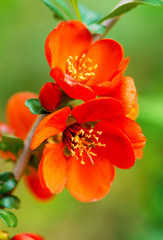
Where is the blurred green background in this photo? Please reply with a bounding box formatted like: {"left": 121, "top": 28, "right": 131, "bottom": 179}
{"left": 0, "top": 0, "right": 163, "bottom": 239}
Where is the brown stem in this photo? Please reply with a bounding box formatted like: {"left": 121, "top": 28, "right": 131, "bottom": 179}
{"left": 93, "top": 16, "right": 121, "bottom": 41}
{"left": 13, "top": 115, "right": 45, "bottom": 181}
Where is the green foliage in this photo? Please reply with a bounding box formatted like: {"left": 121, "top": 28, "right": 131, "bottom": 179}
{"left": 69, "top": 0, "right": 78, "bottom": 10}
{"left": 41, "top": 0, "right": 103, "bottom": 34}
{"left": 0, "top": 172, "right": 17, "bottom": 195}
{"left": 41, "top": 0, "right": 75, "bottom": 20}
{"left": 87, "top": 23, "right": 106, "bottom": 34}
{"left": 0, "top": 135, "right": 24, "bottom": 156}
{"left": 0, "top": 209, "right": 18, "bottom": 228}
{"left": 0, "top": 196, "right": 20, "bottom": 210}
{"left": 100, "top": 0, "right": 163, "bottom": 22}
{"left": 25, "top": 98, "right": 48, "bottom": 115}
{"left": 79, "top": 4, "right": 101, "bottom": 25}
{"left": 69, "top": 0, "right": 81, "bottom": 20}
{"left": 42, "top": 0, "right": 68, "bottom": 20}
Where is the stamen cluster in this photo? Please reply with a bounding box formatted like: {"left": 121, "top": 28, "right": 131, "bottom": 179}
{"left": 66, "top": 54, "right": 98, "bottom": 83}
{"left": 64, "top": 124, "right": 105, "bottom": 165}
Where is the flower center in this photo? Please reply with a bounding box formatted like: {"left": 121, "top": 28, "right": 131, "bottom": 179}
{"left": 64, "top": 124, "right": 105, "bottom": 165}
{"left": 66, "top": 54, "right": 98, "bottom": 83}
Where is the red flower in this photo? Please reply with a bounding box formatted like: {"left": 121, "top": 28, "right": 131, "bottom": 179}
{"left": 45, "top": 20, "right": 130, "bottom": 103}
{"left": 11, "top": 233, "right": 44, "bottom": 240}
{"left": 31, "top": 97, "right": 146, "bottom": 202}
{"left": 2, "top": 92, "right": 53, "bottom": 201}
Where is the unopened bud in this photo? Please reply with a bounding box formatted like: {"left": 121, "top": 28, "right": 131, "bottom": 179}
{"left": 39, "top": 82, "right": 62, "bottom": 112}
{"left": 0, "top": 231, "right": 9, "bottom": 240}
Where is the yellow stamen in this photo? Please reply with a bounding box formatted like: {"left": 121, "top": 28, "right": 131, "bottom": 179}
{"left": 68, "top": 127, "right": 105, "bottom": 165}
{"left": 66, "top": 55, "right": 98, "bottom": 83}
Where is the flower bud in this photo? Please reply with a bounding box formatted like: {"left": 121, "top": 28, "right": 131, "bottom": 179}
{"left": 0, "top": 230, "right": 9, "bottom": 240}
{"left": 11, "top": 233, "right": 44, "bottom": 240}
{"left": 39, "top": 82, "right": 62, "bottom": 112}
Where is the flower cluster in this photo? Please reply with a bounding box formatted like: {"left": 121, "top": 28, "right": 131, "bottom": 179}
{"left": 1, "top": 20, "right": 146, "bottom": 203}
{"left": 30, "top": 20, "right": 145, "bottom": 202}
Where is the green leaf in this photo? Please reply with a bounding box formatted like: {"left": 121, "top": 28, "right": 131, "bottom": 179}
{"left": 0, "top": 209, "right": 17, "bottom": 228}
{"left": 25, "top": 98, "right": 48, "bottom": 115}
{"left": 100, "top": 0, "right": 163, "bottom": 22}
{"left": 0, "top": 135, "right": 24, "bottom": 155}
{"left": 79, "top": 3, "right": 101, "bottom": 25}
{"left": 0, "top": 172, "right": 17, "bottom": 195}
{"left": 0, "top": 196, "right": 20, "bottom": 210}
{"left": 42, "top": 0, "right": 68, "bottom": 20}
{"left": 41, "top": 0, "right": 75, "bottom": 20}
{"left": 54, "top": 0, "right": 75, "bottom": 19}
{"left": 87, "top": 23, "right": 106, "bottom": 35}
{"left": 69, "top": 0, "right": 81, "bottom": 20}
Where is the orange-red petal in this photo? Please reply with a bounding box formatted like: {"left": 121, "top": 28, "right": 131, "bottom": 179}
{"left": 109, "top": 76, "right": 137, "bottom": 115}
{"left": 71, "top": 97, "right": 122, "bottom": 124}
{"left": 24, "top": 167, "right": 53, "bottom": 201}
{"left": 67, "top": 150, "right": 115, "bottom": 202}
{"left": 38, "top": 143, "right": 67, "bottom": 194}
{"left": 50, "top": 68, "right": 96, "bottom": 101}
{"left": 6, "top": 92, "right": 37, "bottom": 140}
{"left": 108, "top": 116, "right": 146, "bottom": 150}
{"left": 127, "top": 96, "right": 139, "bottom": 120}
{"left": 85, "top": 39, "right": 124, "bottom": 86}
{"left": 134, "top": 148, "right": 143, "bottom": 159}
{"left": 91, "top": 57, "right": 130, "bottom": 96}
{"left": 94, "top": 120, "right": 135, "bottom": 169}
{"left": 45, "top": 20, "right": 92, "bottom": 70}
{"left": 31, "top": 107, "right": 71, "bottom": 150}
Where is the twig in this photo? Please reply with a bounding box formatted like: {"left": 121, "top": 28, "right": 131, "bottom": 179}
{"left": 93, "top": 0, "right": 133, "bottom": 41}
{"left": 93, "top": 16, "right": 120, "bottom": 41}
{"left": 13, "top": 115, "right": 45, "bottom": 181}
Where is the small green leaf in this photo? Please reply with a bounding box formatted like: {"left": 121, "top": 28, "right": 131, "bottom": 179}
{"left": 42, "top": 0, "right": 75, "bottom": 20}
{"left": 25, "top": 98, "right": 48, "bottom": 115}
{"left": 0, "top": 209, "right": 18, "bottom": 228}
{"left": 0, "top": 172, "right": 17, "bottom": 195}
{"left": 87, "top": 23, "right": 106, "bottom": 35}
{"left": 0, "top": 135, "right": 24, "bottom": 155}
{"left": 41, "top": 0, "right": 68, "bottom": 20}
{"left": 79, "top": 3, "right": 101, "bottom": 25}
{"left": 100, "top": 0, "right": 163, "bottom": 22}
{"left": 0, "top": 196, "right": 20, "bottom": 210}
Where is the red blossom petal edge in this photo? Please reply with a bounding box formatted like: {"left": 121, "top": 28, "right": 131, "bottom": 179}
{"left": 11, "top": 233, "right": 44, "bottom": 240}
{"left": 50, "top": 68, "right": 96, "bottom": 101}
{"left": 71, "top": 97, "right": 122, "bottom": 124}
